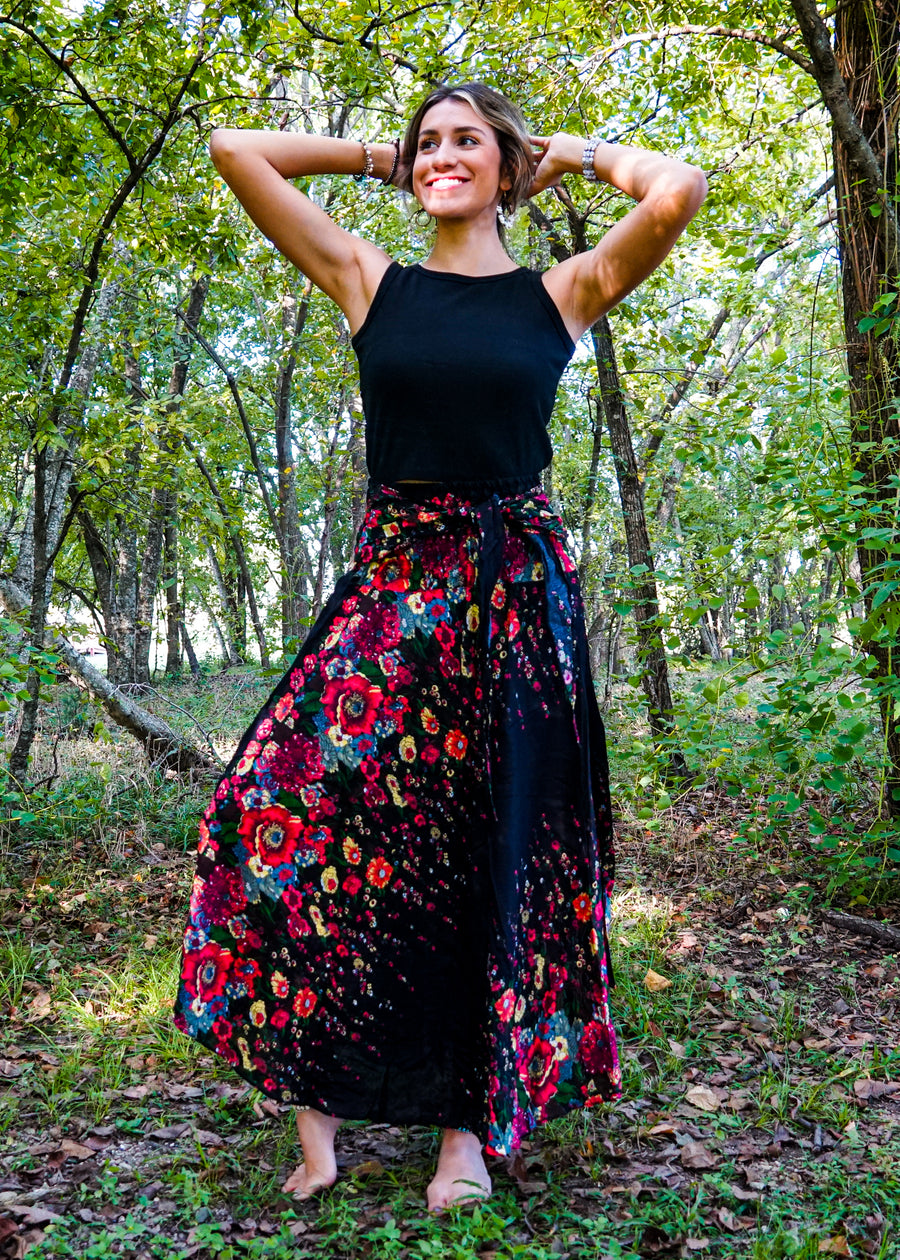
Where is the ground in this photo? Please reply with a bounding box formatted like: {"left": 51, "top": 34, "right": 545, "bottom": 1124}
{"left": 1, "top": 790, "right": 898, "bottom": 1260}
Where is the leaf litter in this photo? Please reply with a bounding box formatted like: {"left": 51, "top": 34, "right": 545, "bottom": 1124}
{"left": 1, "top": 809, "right": 899, "bottom": 1258}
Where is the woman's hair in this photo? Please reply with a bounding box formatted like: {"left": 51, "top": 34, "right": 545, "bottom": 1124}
{"left": 396, "top": 82, "right": 533, "bottom": 217}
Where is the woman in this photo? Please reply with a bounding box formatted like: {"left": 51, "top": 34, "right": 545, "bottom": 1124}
{"left": 175, "top": 82, "right": 706, "bottom": 1211}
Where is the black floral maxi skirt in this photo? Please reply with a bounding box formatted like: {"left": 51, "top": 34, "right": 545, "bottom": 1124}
{"left": 174, "top": 482, "right": 620, "bottom": 1156}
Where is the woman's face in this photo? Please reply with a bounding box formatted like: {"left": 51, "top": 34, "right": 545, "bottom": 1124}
{"left": 412, "top": 98, "right": 511, "bottom": 223}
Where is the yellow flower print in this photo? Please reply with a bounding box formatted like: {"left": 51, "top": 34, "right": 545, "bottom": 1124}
{"left": 385, "top": 774, "right": 404, "bottom": 807}
{"left": 466, "top": 605, "right": 479, "bottom": 631}
{"left": 343, "top": 837, "right": 361, "bottom": 864}
{"left": 249, "top": 1000, "right": 267, "bottom": 1027}
{"left": 309, "top": 905, "right": 328, "bottom": 937}
{"left": 321, "top": 866, "right": 339, "bottom": 894}
{"left": 399, "top": 735, "right": 417, "bottom": 762}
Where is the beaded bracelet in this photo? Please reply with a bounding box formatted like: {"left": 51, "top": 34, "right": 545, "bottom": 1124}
{"left": 354, "top": 140, "right": 375, "bottom": 183}
{"left": 381, "top": 138, "right": 400, "bottom": 187}
{"left": 582, "top": 134, "right": 602, "bottom": 182}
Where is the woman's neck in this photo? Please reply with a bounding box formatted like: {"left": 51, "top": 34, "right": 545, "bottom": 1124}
{"left": 423, "top": 215, "right": 517, "bottom": 276}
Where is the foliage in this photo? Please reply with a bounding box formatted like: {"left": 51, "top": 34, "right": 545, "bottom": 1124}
{"left": 1, "top": 0, "right": 898, "bottom": 890}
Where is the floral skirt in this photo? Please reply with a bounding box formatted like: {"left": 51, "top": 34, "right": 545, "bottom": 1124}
{"left": 174, "top": 482, "right": 620, "bottom": 1156}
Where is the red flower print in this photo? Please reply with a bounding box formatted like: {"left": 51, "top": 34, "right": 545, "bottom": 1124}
{"left": 270, "top": 1008, "right": 290, "bottom": 1030}
{"left": 265, "top": 734, "right": 324, "bottom": 794}
{"left": 282, "top": 886, "right": 304, "bottom": 913}
{"left": 272, "top": 692, "right": 294, "bottom": 722}
{"left": 421, "top": 708, "right": 440, "bottom": 734}
{"left": 237, "top": 805, "right": 303, "bottom": 867}
{"left": 366, "top": 857, "right": 393, "bottom": 889}
{"left": 444, "top": 730, "right": 468, "bottom": 760}
{"left": 573, "top": 891, "right": 592, "bottom": 923}
{"left": 342, "top": 837, "right": 361, "bottom": 864}
{"left": 434, "top": 623, "right": 455, "bottom": 650}
{"left": 293, "top": 987, "right": 317, "bottom": 1018}
{"left": 349, "top": 602, "right": 402, "bottom": 653}
{"left": 579, "top": 1021, "right": 614, "bottom": 1076}
{"left": 321, "top": 673, "right": 384, "bottom": 737}
{"left": 271, "top": 971, "right": 289, "bottom": 998}
{"left": 181, "top": 941, "right": 233, "bottom": 1001}
{"left": 439, "top": 653, "right": 460, "bottom": 678}
{"left": 420, "top": 744, "right": 440, "bottom": 765}
{"left": 196, "top": 867, "right": 246, "bottom": 926}
{"left": 494, "top": 988, "right": 516, "bottom": 1023}
{"left": 363, "top": 782, "right": 388, "bottom": 808}
{"left": 525, "top": 1035, "right": 561, "bottom": 1107}
{"left": 372, "top": 553, "right": 412, "bottom": 592}
{"left": 342, "top": 874, "right": 362, "bottom": 895}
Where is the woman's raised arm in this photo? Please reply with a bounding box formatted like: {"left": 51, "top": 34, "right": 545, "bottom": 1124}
{"left": 530, "top": 134, "right": 707, "bottom": 342}
{"left": 209, "top": 130, "right": 396, "bottom": 332}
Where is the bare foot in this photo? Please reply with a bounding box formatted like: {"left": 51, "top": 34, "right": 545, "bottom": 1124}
{"left": 282, "top": 1108, "right": 343, "bottom": 1200}
{"left": 426, "top": 1128, "right": 492, "bottom": 1212}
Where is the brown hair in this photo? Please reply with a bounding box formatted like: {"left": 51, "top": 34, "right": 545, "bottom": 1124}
{"left": 396, "top": 82, "right": 533, "bottom": 217}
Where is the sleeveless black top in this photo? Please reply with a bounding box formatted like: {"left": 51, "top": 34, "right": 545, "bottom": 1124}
{"left": 352, "top": 262, "right": 575, "bottom": 492}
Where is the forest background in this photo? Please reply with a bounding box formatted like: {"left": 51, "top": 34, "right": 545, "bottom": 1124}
{"left": 1, "top": 1, "right": 899, "bottom": 1258}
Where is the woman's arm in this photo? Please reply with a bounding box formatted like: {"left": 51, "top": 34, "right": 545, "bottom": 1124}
{"left": 209, "top": 130, "right": 397, "bottom": 333}
{"left": 530, "top": 133, "right": 707, "bottom": 341}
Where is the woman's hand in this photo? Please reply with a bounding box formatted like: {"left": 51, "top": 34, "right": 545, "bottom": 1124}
{"left": 527, "top": 133, "right": 581, "bottom": 199}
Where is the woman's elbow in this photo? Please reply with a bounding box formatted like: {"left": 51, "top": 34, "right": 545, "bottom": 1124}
{"left": 209, "top": 127, "right": 240, "bottom": 172}
{"left": 684, "top": 166, "right": 708, "bottom": 216}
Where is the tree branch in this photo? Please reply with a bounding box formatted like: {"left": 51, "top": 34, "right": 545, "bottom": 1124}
{"left": 788, "top": 0, "right": 900, "bottom": 251}
{"left": 2, "top": 16, "right": 137, "bottom": 167}
{"left": 174, "top": 308, "right": 283, "bottom": 548}
{"left": 591, "top": 25, "right": 814, "bottom": 77}
{"left": 0, "top": 573, "right": 218, "bottom": 772}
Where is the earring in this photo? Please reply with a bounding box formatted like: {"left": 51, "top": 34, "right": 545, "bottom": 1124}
{"left": 414, "top": 207, "right": 433, "bottom": 227}
{"left": 497, "top": 201, "right": 515, "bottom": 230}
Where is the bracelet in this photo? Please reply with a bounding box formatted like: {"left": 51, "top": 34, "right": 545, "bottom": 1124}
{"left": 381, "top": 138, "right": 400, "bottom": 187}
{"left": 582, "top": 134, "right": 602, "bottom": 182}
{"left": 354, "top": 141, "right": 375, "bottom": 183}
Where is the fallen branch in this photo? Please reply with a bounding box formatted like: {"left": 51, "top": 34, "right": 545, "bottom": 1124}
{"left": 821, "top": 910, "right": 900, "bottom": 949}
{"left": 1, "top": 575, "right": 220, "bottom": 775}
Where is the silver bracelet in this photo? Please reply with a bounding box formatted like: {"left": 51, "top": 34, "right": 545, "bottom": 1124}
{"left": 354, "top": 141, "right": 375, "bottom": 183}
{"left": 582, "top": 134, "right": 602, "bottom": 182}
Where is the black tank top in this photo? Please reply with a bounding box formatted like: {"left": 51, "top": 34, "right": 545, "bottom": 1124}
{"left": 352, "top": 262, "right": 575, "bottom": 492}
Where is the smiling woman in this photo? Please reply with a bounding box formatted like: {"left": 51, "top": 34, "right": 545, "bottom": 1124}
{"left": 175, "top": 80, "right": 706, "bottom": 1212}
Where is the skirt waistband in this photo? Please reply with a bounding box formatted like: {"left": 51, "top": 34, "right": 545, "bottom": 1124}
{"left": 368, "top": 476, "right": 542, "bottom": 506}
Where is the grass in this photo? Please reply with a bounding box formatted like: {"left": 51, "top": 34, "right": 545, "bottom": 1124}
{"left": 2, "top": 670, "right": 899, "bottom": 1258}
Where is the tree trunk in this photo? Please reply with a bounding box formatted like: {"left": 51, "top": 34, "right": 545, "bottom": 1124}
{"left": 791, "top": 0, "right": 900, "bottom": 815}
{"left": 274, "top": 280, "right": 313, "bottom": 647}
{"left": 135, "top": 273, "right": 209, "bottom": 685}
{"left": 0, "top": 576, "right": 217, "bottom": 773}
{"left": 591, "top": 319, "right": 688, "bottom": 779}
{"left": 163, "top": 517, "right": 181, "bottom": 675}
{"left": 8, "top": 275, "right": 120, "bottom": 781}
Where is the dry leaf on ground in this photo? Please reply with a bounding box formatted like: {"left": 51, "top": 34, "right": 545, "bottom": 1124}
{"left": 853, "top": 1078, "right": 899, "bottom": 1101}
{"left": 644, "top": 968, "right": 672, "bottom": 992}
{"left": 685, "top": 1085, "right": 720, "bottom": 1112}
{"left": 681, "top": 1142, "right": 719, "bottom": 1169}
{"left": 818, "top": 1237, "right": 852, "bottom": 1256}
